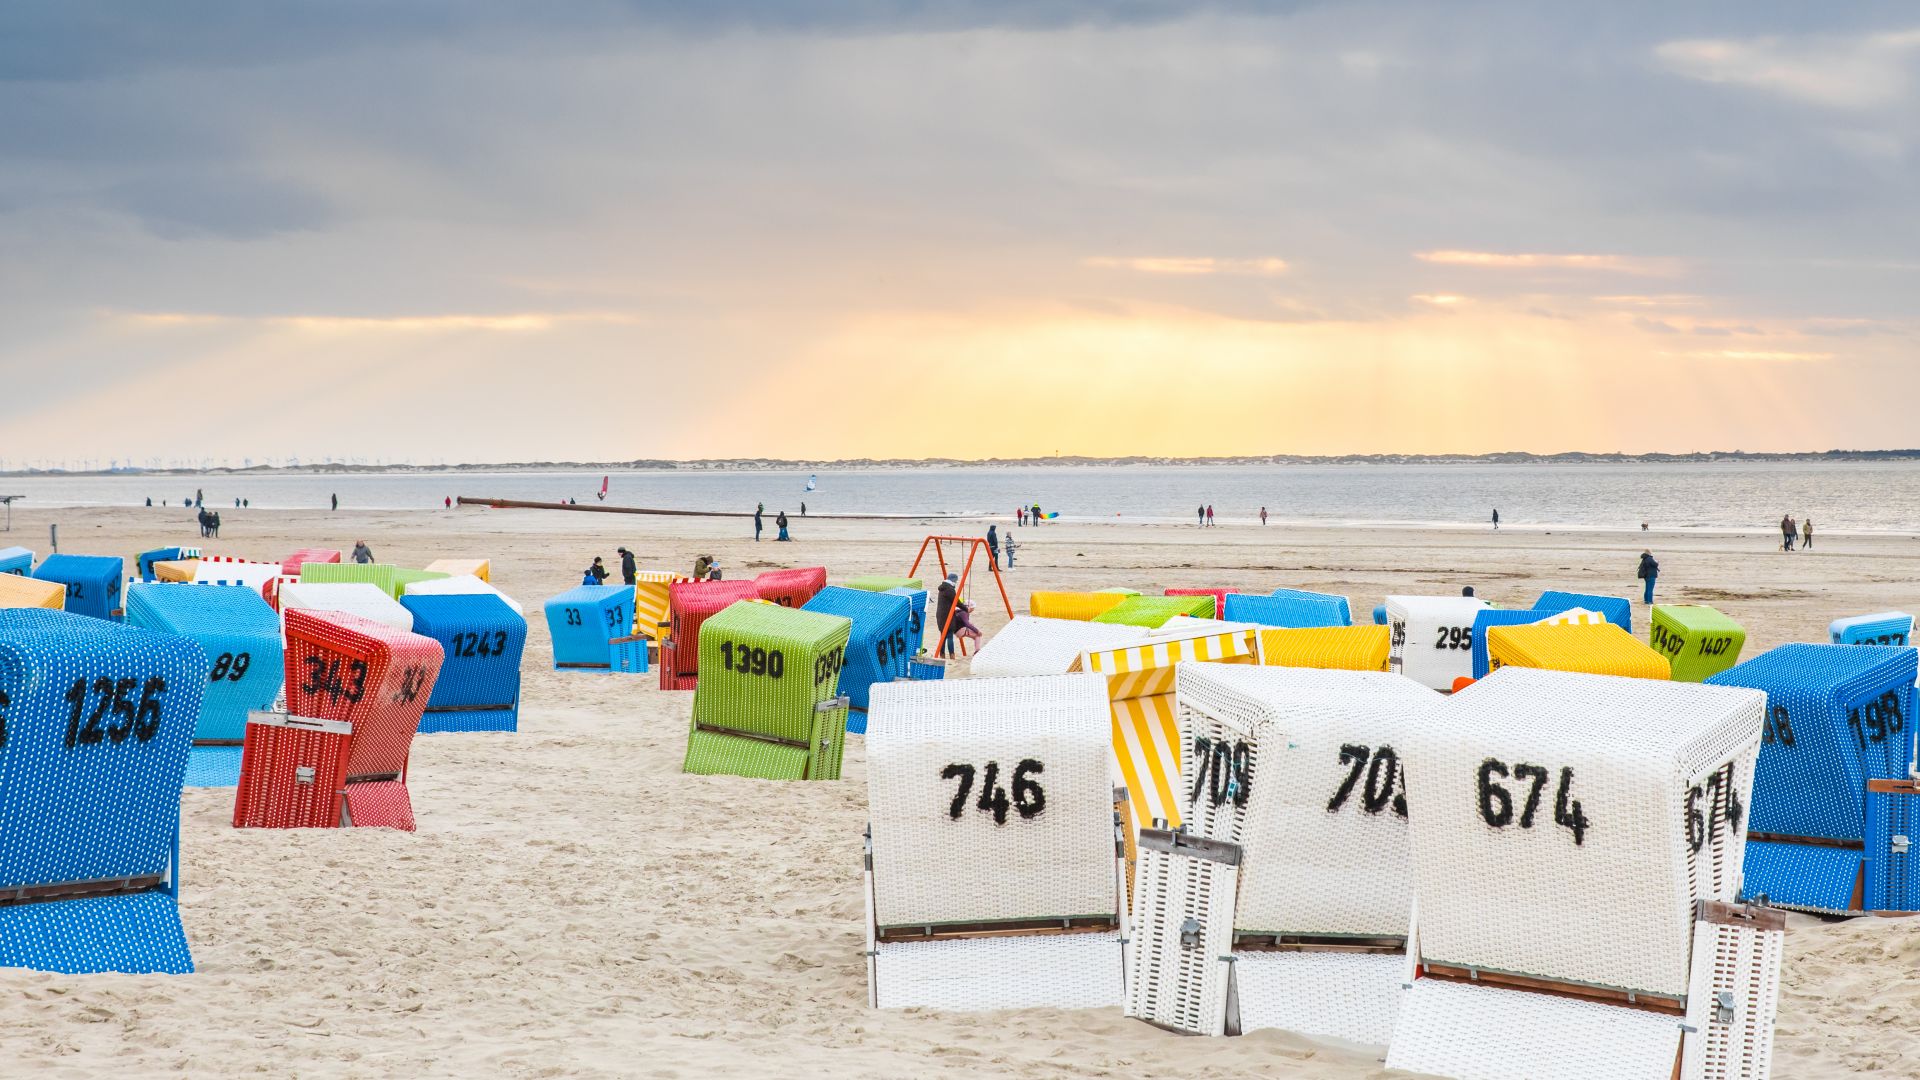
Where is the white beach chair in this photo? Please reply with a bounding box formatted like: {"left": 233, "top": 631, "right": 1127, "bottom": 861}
{"left": 1385, "top": 595, "right": 1489, "bottom": 691}
{"left": 864, "top": 673, "right": 1127, "bottom": 1011}
{"left": 275, "top": 581, "right": 415, "bottom": 633}
{"left": 967, "top": 616, "right": 1149, "bottom": 678}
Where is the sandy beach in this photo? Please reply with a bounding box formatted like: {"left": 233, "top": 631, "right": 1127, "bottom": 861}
{"left": 2, "top": 502, "right": 1916, "bottom": 1079}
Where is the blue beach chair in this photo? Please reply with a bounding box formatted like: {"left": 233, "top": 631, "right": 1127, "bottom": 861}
{"left": 802, "top": 585, "right": 912, "bottom": 732}
{"left": 1828, "top": 612, "right": 1913, "bottom": 647}
{"left": 1268, "top": 588, "right": 1353, "bottom": 626}
{"left": 1707, "top": 643, "right": 1920, "bottom": 912}
{"left": 885, "top": 586, "right": 927, "bottom": 672}
{"left": 1469, "top": 609, "right": 1552, "bottom": 679}
{"left": 0, "top": 545, "right": 34, "bottom": 576}
{"left": 0, "top": 609, "right": 205, "bottom": 973}
{"left": 1533, "top": 590, "right": 1633, "bottom": 633}
{"left": 33, "top": 554, "right": 125, "bottom": 621}
{"left": 543, "top": 584, "right": 632, "bottom": 671}
{"left": 136, "top": 547, "right": 185, "bottom": 583}
{"left": 125, "top": 584, "right": 284, "bottom": 787}
{"left": 401, "top": 593, "right": 527, "bottom": 732}
{"left": 1222, "top": 592, "right": 1347, "bottom": 629}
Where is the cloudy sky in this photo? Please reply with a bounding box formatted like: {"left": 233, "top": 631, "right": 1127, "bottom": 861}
{"left": 3, "top": 2, "right": 1916, "bottom": 465}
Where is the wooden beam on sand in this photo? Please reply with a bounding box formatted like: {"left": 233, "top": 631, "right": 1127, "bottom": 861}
{"left": 455, "top": 496, "right": 942, "bottom": 522}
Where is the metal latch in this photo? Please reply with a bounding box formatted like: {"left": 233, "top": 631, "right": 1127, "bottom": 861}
{"left": 1892, "top": 834, "right": 1911, "bottom": 855}
{"left": 1179, "top": 918, "right": 1202, "bottom": 949}
{"left": 1713, "top": 991, "right": 1736, "bottom": 1025}
{"left": 295, "top": 766, "right": 315, "bottom": 785}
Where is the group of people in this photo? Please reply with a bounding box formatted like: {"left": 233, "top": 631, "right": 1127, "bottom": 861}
{"left": 984, "top": 524, "right": 1014, "bottom": 569}
{"left": 753, "top": 504, "right": 793, "bottom": 542}
{"left": 195, "top": 507, "right": 223, "bottom": 538}
{"left": 1197, "top": 505, "right": 1216, "bottom": 526}
{"left": 583, "top": 546, "right": 649, "bottom": 585}
{"left": 1780, "top": 515, "right": 1813, "bottom": 551}
{"left": 934, "top": 572, "right": 984, "bottom": 658}
{"left": 1015, "top": 503, "right": 1045, "bottom": 525}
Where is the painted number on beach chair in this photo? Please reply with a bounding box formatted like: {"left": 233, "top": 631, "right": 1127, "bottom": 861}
{"left": 1845, "top": 690, "right": 1905, "bottom": 750}
{"left": 66, "top": 582, "right": 85, "bottom": 600}
{"left": 1685, "top": 764, "right": 1745, "bottom": 854}
{"left": 564, "top": 608, "right": 583, "bottom": 626}
{"left": 605, "top": 606, "right": 626, "bottom": 632}
{"left": 718, "top": 640, "right": 786, "bottom": 679}
{"left": 62, "top": 676, "right": 167, "bottom": 748}
{"left": 300, "top": 656, "right": 368, "bottom": 704}
{"left": 874, "top": 629, "right": 910, "bottom": 666}
{"left": 451, "top": 631, "right": 508, "bottom": 658}
{"left": 812, "top": 645, "right": 845, "bottom": 685}
{"left": 209, "top": 652, "right": 252, "bottom": 682}
{"left": 1433, "top": 626, "right": 1473, "bottom": 651}
{"left": 1326, "top": 743, "right": 1407, "bottom": 818}
{"left": 1696, "top": 635, "right": 1736, "bottom": 657}
{"left": 1651, "top": 624, "right": 1684, "bottom": 658}
{"left": 1189, "top": 736, "right": 1252, "bottom": 809}
{"left": 1761, "top": 705, "right": 1795, "bottom": 747}
{"left": 1477, "top": 759, "right": 1589, "bottom": 845}
{"left": 392, "top": 665, "right": 431, "bottom": 705}
{"left": 940, "top": 760, "right": 1045, "bottom": 825}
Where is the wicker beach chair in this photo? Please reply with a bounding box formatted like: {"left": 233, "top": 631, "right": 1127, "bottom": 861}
{"left": 1268, "top": 588, "right": 1353, "bottom": 626}
{"left": 681, "top": 602, "right": 853, "bottom": 780}
{"left": 1386, "top": 667, "right": 1777, "bottom": 1080}
{"left": 424, "top": 558, "right": 490, "bottom": 583}
{"left": 1166, "top": 664, "right": 1443, "bottom": 1044}
{"left": 232, "top": 609, "right": 444, "bottom": 830}
{"left": 1028, "top": 591, "right": 1128, "bottom": 621}
{"left": 1384, "top": 595, "right": 1488, "bottom": 691}
{"left": 1827, "top": 611, "right": 1913, "bottom": 646}
{"left": 1706, "top": 643, "right": 1919, "bottom": 913}
{"left": 864, "top": 673, "right": 1126, "bottom": 1010}
{"left": 1222, "top": 592, "right": 1348, "bottom": 629}
{"left": 191, "top": 559, "right": 284, "bottom": 590}
{"left": 390, "top": 568, "right": 450, "bottom": 596}
{"left": 1485, "top": 622, "right": 1673, "bottom": 681}
{"left": 400, "top": 594, "right": 527, "bottom": 733}
{"left": 280, "top": 548, "right": 341, "bottom": 576}
{"left": 1650, "top": 606, "right": 1746, "bottom": 683}
{"left": 125, "top": 584, "right": 285, "bottom": 788}
{"left": 1125, "top": 828, "right": 1242, "bottom": 1035}
{"left": 802, "top": 586, "right": 913, "bottom": 731}
{"left": 153, "top": 560, "right": 200, "bottom": 583}
{"left": 543, "top": 584, "right": 635, "bottom": 672}
{"left": 1534, "top": 590, "right": 1634, "bottom": 633}
{"left": 629, "top": 570, "right": 682, "bottom": 640}
{"left": 753, "top": 566, "right": 828, "bottom": 609}
{"left": 1468, "top": 609, "right": 1549, "bottom": 679}
{"left": 136, "top": 547, "right": 185, "bottom": 582}
{"left": 968, "top": 616, "right": 1150, "bottom": 678}
{"left": 885, "top": 586, "right": 928, "bottom": 670}
{"left": 842, "top": 575, "right": 923, "bottom": 593}
{"left": 1256, "top": 625, "right": 1391, "bottom": 671}
{"left": 402, "top": 573, "right": 524, "bottom": 615}
{"left": 0, "top": 572, "right": 65, "bottom": 610}
{"left": 1092, "top": 594, "right": 1215, "bottom": 628}
{"left": 0, "top": 610, "right": 205, "bottom": 974}
{"left": 33, "top": 554, "right": 124, "bottom": 621}
{"left": 0, "top": 545, "right": 33, "bottom": 576}
{"left": 660, "top": 580, "right": 758, "bottom": 689}
{"left": 300, "top": 561, "right": 402, "bottom": 597}
{"left": 278, "top": 582, "right": 415, "bottom": 633}
{"left": 1166, "top": 588, "right": 1233, "bottom": 621}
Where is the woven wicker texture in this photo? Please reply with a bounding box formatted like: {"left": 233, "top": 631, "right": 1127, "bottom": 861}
{"left": 1705, "top": 643, "right": 1917, "bottom": 911}
{"left": 0, "top": 572, "right": 66, "bottom": 610}
{"left": 1222, "top": 592, "right": 1347, "bottom": 629}
{"left": 843, "top": 575, "right": 923, "bottom": 593}
{"left": 872, "top": 932, "right": 1124, "bottom": 1010}
{"left": 135, "top": 547, "right": 184, "bottom": 582}
{"left": 1080, "top": 628, "right": 1260, "bottom": 831}
{"left": 1176, "top": 663, "right": 1441, "bottom": 941}
{"left": 1534, "top": 590, "right": 1635, "bottom": 632}
{"left": 1385, "top": 595, "right": 1488, "bottom": 690}
{"left": 1469, "top": 609, "right": 1550, "bottom": 679}
{"left": 625, "top": 571, "right": 680, "bottom": 639}
{"left": 1739, "top": 841, "right": 1859, "bottom": 914}
{"left": 1866, "top": 785, "right": 1918, "bottom": 912}
{"left": 1486, "top": 622, "right": 1673, "bottom": 681}
{"left": 1092, "top": 594, "right": 1215, "bottom": 627}
{"left": 885, "top": 587, "right": 927, "bottom": 656}
{"left": 1407, "top": 667, "right": 1764, "bottom": 997}
{"left": 33, "top": 554, "right": 124, "bottom": 621}
{"left": 1386, "top": 979, "right": 1683, "bottom": 1080}
{"left": 152, "top": 560, "right": 200, "bottom": 583}
{"left": 424, "top": 558, "right": 490, "bottom": 583}
{"left": 1256, "top": 626, "right": 1391, "bottom": 672}
{"left": 1268, "top": 588, "right": 1354, "bottom": 625}
{"left": 231, "top": 712, "right": 354, "bottom": 829}
{"left": 1539, "top": 607, "right": 1609, "bottom": 626}
{"left": 1650, "top": 606, "right": 1746, "bottom": 683}
{"left": 1096, "top": 588, "right": 1141, "bottom": 596}
{"left": 753, "top": 566, "right": 828, "bottom": 609}
{"left": 969, "top": 617, "right": 1149, "bottom": 678}
{"left": 866, "top": 674, "right": 1115, "bottom": 926}
{"left": 279, "top": 548, "right": 341, "bottom": 575}
{"left": 399, "top": 593, "right": 527, "bottom": 734}
{"left": 183, "top": 744, "right": 243, "bottom": 788}
{"left": 0, "top": 609, "right": 205, "bottom": 974}
{"left": 665, "top": 580, "right": 759, "bottom": 683}
{"left": 1125, "top": 830, "right": 1241, "bottom": 1036}
{"left": 278, "top": 582, "right": 415, "bottom": 632}
{"left": 125, "top": 583, "right": 285, "bottom": 743}
{"left": 1233, "top": 951, "right": 1404, "bottom": 1047}
{"left": 390, "top": 568, "right": 451, "bottom": 596}
{"left": 681, "top": 602, "right": 852, "bottom": 780}
{"left": 299, "top": 561, "right": 400, "bottom": 597}
{"left": 403, "top": 574, "right": 524, "bottom": 615}
{"left": 1682, "top": 912, "right": 1785, "bottom": 1080}
{"left": 543, "top": 584, "right": 635, "bottom": 668}
{"left": 191, "top": 560, "right": 283, "bottom": 590}
{"left": 801, "top": 586, "right": 913, "bottom": 720}
{"left": 0, "top": 545, "right": 34, "bottom": 576}
{"left": 1827, "top": 611, "right": 1913, "bottom": 646}
{"left": 1028, "top": 591, "right": 1127, "bottom": 621}
{"left": 1166, "top": 588, "right": 1232, "bottom": 620}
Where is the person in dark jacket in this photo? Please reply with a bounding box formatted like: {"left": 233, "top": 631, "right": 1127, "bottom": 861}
{"left": 986, "top": 525, "right": 1000, "bottom": 569}
{"left": 586, "top": 556, "right": 609, "bottom": 584}
{"left": 351, "top": 541, "right": 375, "bottom": 564}
{"left": 935, "top": 573, "right": 960, "bottom": 657}
{"left": 776, "top": 511, "right": 791, "bottom": 541}
{"left": 754, "top": 503, "right": 764, "bottom": 542}
{"left": 693, "top": 554, "right": 714, "bottom": 581}
{"left": 1637, "top": 551, "right": 1659, "bottom": 605}
{"left": 617, "top": 547, "right": 637, "bottom": 585}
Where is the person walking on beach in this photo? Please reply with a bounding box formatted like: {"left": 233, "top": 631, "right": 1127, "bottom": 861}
{"left": 331, "top": 493, "right": 339, "bottom": 512}
{"left": 776, "top": 511, "right": 791, "bottom": 541}
{"left": 693, "top": 554, "right": 714, "bottom": 581}
{"left": 616, "top": 547, "right": 637, "bottom": 586}
{"left": 754, "top": 503, "right": 764, "bottom": 542}
{"left": 1637, "top": 550, "right": 1659, "bottom": 605}
{"left": 1802, "top": 517, "right": 1814, "bottom": 549}
{"left": 1032, "top": 502, "right": 1043, "bottom": 524}
{"left": 210, "top": 511, "right": 221, "bottom": 539}
{"left": 1197, "top": 505, "right": 1205, "bottom": 526}
{"left": 1492, "top": 508, "right": 1500, "bottom": 530}
{"left": 1206, "top": 504, "right": 1215, "bottom": 527}
{"left": 986, "top": 524, "right": 1000, "bottom": 569}
{"left": 800, "top": 501, "right": 806, "bottom": 517}
{"left": 1259, "top": 506, "right": 1268, "bottom": 526}
{"left": 1780, "top": 514, "right": 1795, "bottom": 552}
{"left": 351, "top": 540, "right": 375, "bottom": 564}
{"left": 444, "top": 496, "right": 451, "bottom": 509}
{"left": 936, "top": 573, "right": 960, "bottom": 658}
{"left": 1016, "top": 506, "right": 1025, "bottom": 527}
{"left": 1002, "top": 529, "right": 1016, "bottom": 568}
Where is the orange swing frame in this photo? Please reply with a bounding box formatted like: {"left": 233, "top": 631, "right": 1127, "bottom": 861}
{"left": 907, "top": 536, "right": 1014, "bottom": 658}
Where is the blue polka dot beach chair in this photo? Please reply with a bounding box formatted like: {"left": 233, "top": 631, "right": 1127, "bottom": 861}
{"left": 0, "top": 609, "right": 206, "bottom": 974}
{"left": 863, "top": 673, "right": 1127, "bottom": 1010}
{"left": 801, "top": 586, "right": 913, "bottom": 734}
{"left": 399, "top": 593, "right": 527, "bottom": 733}
{"left": 33, "top": 553, "right": 124, "bottom": 621}
{"left": 125, "top": 583, "right": 285, "bottom": 788}
{"left": 1385, "top": 667, "right": 1783, "bottom": 1080}
{"left": 1707, "top": 643, "right": 1919, "bottom": 913}
{"left": 680, "top": 601, "right": 853, "bottom": 780}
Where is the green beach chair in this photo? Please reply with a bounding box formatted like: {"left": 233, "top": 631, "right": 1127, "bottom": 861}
{"left": 1648, "top": 604, "right": 1746, "bottom": 682}
{"left": 682, "top": 602, "right": 854, "bottom": 781}
{"left": 1091, "top": 594, "right": 1214, "bottom": 627}
{"left": 300, "top": 561, "right": 400, "bottom": 598}
{"left": 842, "top": 575, "right": 923, "bottom": 593}
{"left": 390, "top": 567, "right": 451, "bottom": 597}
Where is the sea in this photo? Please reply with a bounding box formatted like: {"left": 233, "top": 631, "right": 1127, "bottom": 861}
{"left": 4, "top": 462, "right": 1918, "bottom": 535}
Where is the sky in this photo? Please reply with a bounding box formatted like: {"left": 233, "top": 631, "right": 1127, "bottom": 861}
{"left": 2, "top": 1, "right": 1917, "bottom": 466}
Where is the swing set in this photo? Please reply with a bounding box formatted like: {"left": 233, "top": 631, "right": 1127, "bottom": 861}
{"left": 906, "top": 535, "right": 1013, "bottom": 658}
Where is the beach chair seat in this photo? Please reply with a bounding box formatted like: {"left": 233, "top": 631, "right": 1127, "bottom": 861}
{"left": 1385, "top": 667, "right": 1775, "bottom": 1080}
{"left": 280, "top": 548, "right": 342, "bottom": 575}
{"left": 1486, "top": 621, "right": 1672, "bottom": 680}
{"left": 1385, "top": 595, "right": 1488, "bottom": 691}
{"left": 1535, "top": 590, "right": 1634, "bottom": 632}
{"left": 0, "top": 610, "right": 205, "bottom": 974}
{"left": 1028, "top": 590, "right": 1128, "bottom": 621}
{"left": 629, "top": 571, "right": 682, "bottom": 639}
{"left": 1706, "top": 643, "right": 1919, "bottom": 912}
{"left": 32, "top": 553, "right": 124, "bottom": 620}
{"left": 842, "top": 575, "right": 922, "bottom": 593}
{"left": 865, "top": 673, "right": 1125, "bottom": 1010}
{"left": 1222, "top": 592, "right": 1347, "bottom": 629}
{"left": 1256, "top": 625, "right": 1391, "bottom": 671}
{"left": 125, "top": 583, "right": 285, "bottom": 787}
{"left": 753, "top": 566, "right": 827, "bottom": 609}
{"left": 1650, "top": 605, "right": 1745, "bottom": 683}
{"left": 400, "top": 593, "right": 527, "bottom": 733}
{"left": 1092, "top": 594, "right": 1214, "bottom": 627}
{"left": 543, "top": 584, "right": 635, "bottom": 672}
{"left": 0, "top": 545, "right": 34, "bottom": 576}
{"left": 0, "top": 571, "right": 66, "bottom": 610}
{"left": 801, "top": 586, "right": 913, "bottom": 731}
{"left": 1165, "top": 587, "right": 1232, "bottom": 621}
{"left": 278, "top": 582, "right": 414, "bottom": 632}
{"left": 402, "top": 573, "right": 524, "bottom": 615}
{"left": 233, "top": 609, "right": 444, "bottom": 830}
{"left": 1268, "top": 588, "right": 1353, "bottom": 625}
{"left": 153, "top": 559, "right": 200, "bottom": 583}
{"left": 968, "top": 616, "right": 1150, "bottom": 678}
{"left": 1828, "top": 611, "right": 1913, "bottom": 647}
{"left": 424, "top": 558, "right": 490, "bottom": 583}
{"left": 681, "top": 602, "right": 853, "bottom": 780}
{"left": 660, "top": 580, "right": 758, "bottom": 689}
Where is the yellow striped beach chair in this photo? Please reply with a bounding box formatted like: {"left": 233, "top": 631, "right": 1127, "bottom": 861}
{"left": 631, "top": 571, "right": 686, "bottom": 639}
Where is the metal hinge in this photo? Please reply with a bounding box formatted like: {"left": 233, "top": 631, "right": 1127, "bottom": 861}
{"left": 294, "top": 765, "right": 315, "bottom": 785}
{"left": 1892, "top": 834, "right": 1911, "bottom": 855}
{"left": 1713, "top": 991, "right": 1736, "bottom": 1025}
